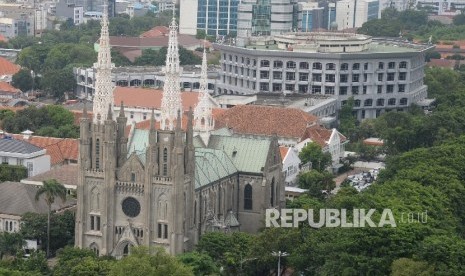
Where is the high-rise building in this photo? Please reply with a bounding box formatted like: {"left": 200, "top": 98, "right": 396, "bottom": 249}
{"left": 335, "top": 0, "right": 379, "bottom": 30}
{"left": 236, "top": 0, "right": 301, "bottom": 46}
{"left": 180, "top": 0, "right": 239, "bottom": 36}
{"left": 301, "top": 2, "right": 324, "bottom": 32}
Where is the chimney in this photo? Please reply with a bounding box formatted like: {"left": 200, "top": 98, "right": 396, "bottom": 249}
{"left": 21, "top": 129, "right": 34, "bottom": 140}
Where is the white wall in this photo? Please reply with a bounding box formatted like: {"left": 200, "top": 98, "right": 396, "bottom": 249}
{"left": 179, "top": 0, "right": 198, "bottom": 35}
{"left": 282, "top": 148, "right": 301, "bottom": 186}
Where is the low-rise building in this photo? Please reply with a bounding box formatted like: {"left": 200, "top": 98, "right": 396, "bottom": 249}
{"left": 280, "top": 146, "right": 301, "bottom": 186}
{"left": 0, "top": 134, "right": 50, "bottom": 177}
{"left": 0, "top": 181, "right": 76, "bottom": 233}
{"left": 74, "top": 65, "right": 219, "bottom": 99}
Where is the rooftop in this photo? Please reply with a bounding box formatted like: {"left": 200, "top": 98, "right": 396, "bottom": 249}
{"left": 0, "top": 56, "right": 20, "bottom": 76}
{"left": 22, "top": 164, "right": 79, "bottom": 187}
{"left": 214, "top": 105, "right": 319, "bottom": 140}
{"left": 0, "top": 181, "right": 76, "bottom": 216}
{"left": 0, "top": 137, "right": 44, "bottom": 154}
{"left": 11, "top": 134, "right": 78, "bottom": 165}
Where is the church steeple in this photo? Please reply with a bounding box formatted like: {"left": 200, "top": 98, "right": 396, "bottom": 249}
{"left": 92, "top": 0, "right": 114, "bottom": 123}
{"left": 160, "top": 14, "right": 182, "bottom": 131}
{"left": 194, "top": 48, "right": 213, "bottom": 134}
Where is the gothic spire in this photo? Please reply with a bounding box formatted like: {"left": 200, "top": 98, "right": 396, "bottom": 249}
{"left": 194, "top": 47, "right": 213, "bottom": 132}
{"left": 92, "top": 0, "right": 114, "bottom": 123}
{"left": 160, "top": 13, "right": 182, "bottom": 131}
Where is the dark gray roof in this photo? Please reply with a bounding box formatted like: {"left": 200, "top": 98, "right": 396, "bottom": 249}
{"left": 0, "top": 138, "right": 44, "bottom": 154}
{"left": 0, "top": 181, "right": 76, "bottom": 216}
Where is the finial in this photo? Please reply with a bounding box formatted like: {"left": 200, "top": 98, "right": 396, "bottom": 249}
{"left": 107, "top": 104, "right": 113, "bottom": 120}
{"left": 176, "top": 109, "right": 181, "bottom": 130}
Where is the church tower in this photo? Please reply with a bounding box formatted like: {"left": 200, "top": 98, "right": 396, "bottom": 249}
{"left": 160, "top": 15, "right": 183, "bottom": 130}
{"left": 76, "top": 7, "right": 196, "bottom": 257}
{"left": 193, "top": 48, "right": 214, "bottom": 144}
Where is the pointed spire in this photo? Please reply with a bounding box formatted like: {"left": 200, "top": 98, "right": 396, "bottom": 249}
{"left": 92, "top": 0, "right": 115, "bottom": 123}
{"left": 160, "top": 12, "right": 182, "bottom": 130}
{"left": 107, "top": 103, "right": 113, "bottom": 120}
{"left": 119, "top": 101, "right": 125, "bottom": 117}
{"left": 82, "top": 99, "right": 88, "bottom": 119}
{"left": 149, "top": 108, "right": 155, "bottom": 130}
{"left": 194, "top": 46, "right": 213, "bottom": 133}
{"left": 176, "top": 109, "right": 182, "bottom": 130}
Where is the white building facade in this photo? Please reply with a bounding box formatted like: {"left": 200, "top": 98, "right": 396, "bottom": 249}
{"left": 214, "top": 33, "right": 434, "bottom": 119}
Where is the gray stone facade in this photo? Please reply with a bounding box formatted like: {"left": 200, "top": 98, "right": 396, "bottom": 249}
{"left": 75, "top": 109, "right": 284, "bottom": 257}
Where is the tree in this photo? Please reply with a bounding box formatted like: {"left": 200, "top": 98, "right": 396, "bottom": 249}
{"left": 298, "top": 142, "right": 332, "bottom": 172}
{"left": 177, "top": 251, "right": 219, "bottom": 276}
{"left": 391, "top": 258, "right": 434, "bottom": 276}
{"left": 338, "top": 97, "right": 357, "bottom": 139}
{"left": 34, "top": 179, "right": 67, "bottom": 258}
{"left": 11, "top": 69, "right": 33, "bottom": 92}
{"left": 0, "top": 164, "right": 28, "bottom": 182}
{"left": 0, "top": 232, "right": 25, "bottom": 259}
{"left": 108, "top": 247, "right": 193, "bottom": 276}
{"left": 41, "top": 69, "right": 75, "bottom": 99}
{"left": 453, "top": 13, "right": 465, "bottom": 25}
{"left": 298, "top": 170, "right": 336, "bottom": 199}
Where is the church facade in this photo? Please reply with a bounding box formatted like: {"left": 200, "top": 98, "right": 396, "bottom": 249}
{"left": 74, "top": 1, "right": 284, "bottom": 258}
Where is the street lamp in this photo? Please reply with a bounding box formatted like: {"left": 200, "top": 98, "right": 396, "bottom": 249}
{"left": 271, "top": 251, "right": 289, "bottom": 276}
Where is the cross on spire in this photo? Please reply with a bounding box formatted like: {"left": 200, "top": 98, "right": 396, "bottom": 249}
{"left": 92, "top": 0, "right": 115, "bottom": 123}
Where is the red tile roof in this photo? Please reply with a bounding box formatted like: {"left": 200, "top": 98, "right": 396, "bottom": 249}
{"left": 301, "top": 126, "right": 347, "bottom": 148}
{"left": 140, "top": 26, "right": 169, "bottom": 38}
{"left": 133, "top": 114, "right": 189, "bottom": 131}
{"left": 214, "top": 105, "right": 319, "bottom": 139}
{"left": 0, "top": 57, "right": 20, "bottom": 76}
{"left": 0, "top": 81, "right": 21, "bottom": 93}
{"left": 25, "top": 164, "right": 78, "bottom": 186}
{"left": 427, "top": 58, "right": 455, "bottom": 68}
{"left": 114, "top": 87, "right": 201, "bottom": 111}
{"left": 11, "top": 134, "right": 78, "bottom": 165}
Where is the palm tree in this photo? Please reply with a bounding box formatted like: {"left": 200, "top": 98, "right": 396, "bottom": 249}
{"left": 35, "top": 179, "right": 67, "bottom": 258}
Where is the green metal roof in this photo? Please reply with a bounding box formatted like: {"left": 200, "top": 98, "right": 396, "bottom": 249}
{"left": 210, "top": 127, "right": 233, "bottom": 136}
{"left": 195, "top": 148, "right": 237, "bottom": 189}
{"left": 128, "top": 129, "right": 150, "bottom": 164}
{"left": 207, "top": 135, "right": 271, "bottom": 174}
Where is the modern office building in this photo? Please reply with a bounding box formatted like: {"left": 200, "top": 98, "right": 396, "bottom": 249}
{"left": 236, "top": 0, "right": 301, "bottom": 46}
{"left": 416, "top": 0, "right": 465, "bottom": 15}
{"left": 301, "top": 2, "right": 324, "bottom": 32}
{"left": 179, "top": 0, "right": 239, "bottom": 36}
{"left": 214, "top": 32, "right": 434, "bottom": 119}
{"left": 335, "top": 0, "right": 379, "bottom": 30}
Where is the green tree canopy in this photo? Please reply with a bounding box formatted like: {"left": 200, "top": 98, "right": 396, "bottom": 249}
{"left": 108, "top": 247, "right": 193, "bottom": 276}
{"left": 298, "top": 142, "right": 332, "bottom": 172}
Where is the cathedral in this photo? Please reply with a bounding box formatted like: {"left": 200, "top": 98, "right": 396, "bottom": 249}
{"left": 74, "top": 1, "right": 284, "bottom": 258}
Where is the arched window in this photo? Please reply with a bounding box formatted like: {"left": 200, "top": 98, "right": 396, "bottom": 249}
{"left": 364, "top": 99, "right": 373, "bottom": 106}
{"left": 376, "top": 98, "right": 385, "bottom": 106}
{"left": 299, "top": 62, "right": 309, "bottom": 69}
{"left": 90, "top": 243, "right": 99, "bottom": 256}
{"left": 270, "top": 178, "right": 275, "bottom": 206}
{"left": 123, "top": 244, "right": 130, "bottom": 257}
{"left": 388, "top": 98, "right": 396, "bottom": 105}
{"left": 354, "top": 99, "right": 361, "bottom": 107}
{"left": 400, "top": 98, "right": 408, "bottom": 105}
{"left": 244, "top": 184, "right": 253, "bottom": 210}
{"left": 313, "top": 62, "right": 322, "bottom": 70}
{"left": 340, "top": 63, "right": 349, "bottom": 70}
